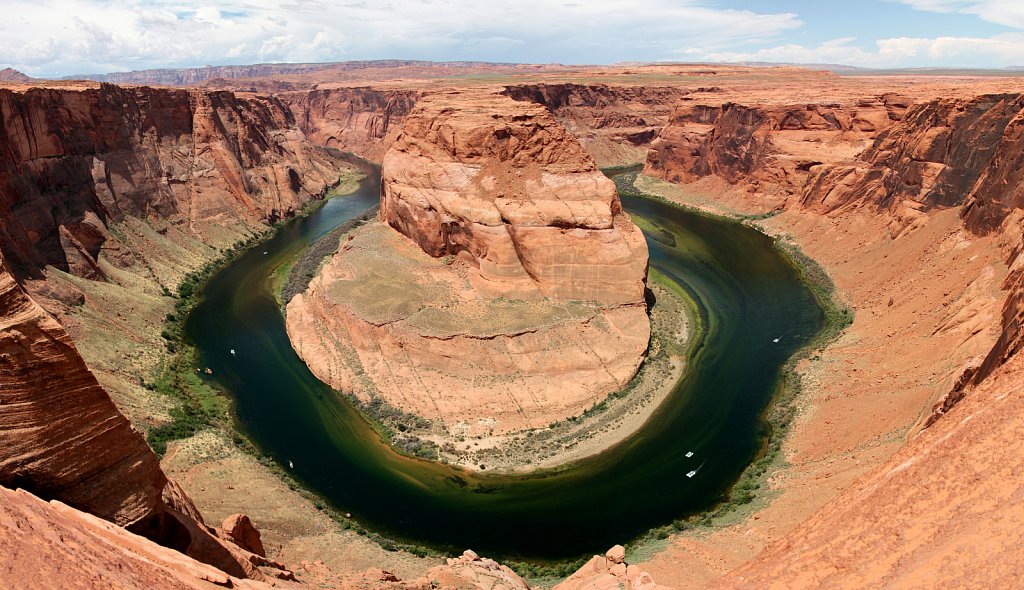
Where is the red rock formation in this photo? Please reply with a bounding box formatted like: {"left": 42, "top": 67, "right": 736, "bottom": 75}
{"left": 802, "top": 94, "right": 1024, "bottom": 217}
{"left": 288, "top": 91, "right": 650, "bottom": 435}
{"left": 0, "top": 250, "right": 165, "bottom": 527}
{"left": 640, "top": 88, "right": 1024, "bottom": 588}
{"left": 284, "top": 87, "right": 418, "bottom": 161}
{"left": 645, "top": 96, "right": 908, "bottom": 195}
{"left": 0, "top": 485, "right": 271, "bottom": 590}
{"left": 0, "top": 83, "right": 343, "bottom": 281}
{"left": 556, "top": 545, "right": 673, "bottom": 590}
{"left": 222, "top": 514, "right": 266, "bottom": 557}
{"left": 382, "top": 91, "right": 648, "bottom": 304}
{"left": 503, "top": 83, "right": 690, "bottom": 166}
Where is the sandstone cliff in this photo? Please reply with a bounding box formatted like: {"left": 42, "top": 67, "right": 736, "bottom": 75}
{"left": 503, "top": 83, "right": 690, "bottom": 167}
{"left": 644, "top": 96, "right": 909, "bottom": 196}
{"left": 381, "top": 91, "right": 648, "bottom": 304}
{"left": 288, "top": 91, "right": 650, "bottom": 436}
{"left": 284, "top": 87, "right": 418, "bottom": 161}
{"left": 638, "top": 89, "right": 1024, "bottom": 588}
{"left": 0, "top": 83, "right": 343, "bottom": 282}
{"left": 0, "top": 250, "right": 164, "bottom": 527}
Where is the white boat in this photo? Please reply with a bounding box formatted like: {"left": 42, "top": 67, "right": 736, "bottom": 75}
{"left": 686, "top": 470, "right": 697, "bottom": 478}
{"left": 230, "top": 349, "right": 236, "bottom": 356}
{"left": 289, "top": 460, "right": 294, "bottom": 469}
{"left": 262, "top": 251, "right": 268, "bottom": 255}
{"left": 685, "top": 451, "right": 694, "bottom": 458}
{"left": 772, "top": 337, "right": 780, "bottom": 343}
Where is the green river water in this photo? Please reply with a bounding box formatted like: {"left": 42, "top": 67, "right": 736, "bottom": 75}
{"left": 184, "top": 163, "right": 824, "bottom": 562}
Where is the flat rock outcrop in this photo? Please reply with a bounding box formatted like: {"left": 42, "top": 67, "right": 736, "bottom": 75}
{"left": 0, "top": 250, "right": 165, "bottom": 527}
{"left": 288, "top": 91, "right": 649, "bottom": 435}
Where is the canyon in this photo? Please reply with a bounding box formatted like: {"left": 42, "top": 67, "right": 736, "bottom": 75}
{"left": 2, "top": 62, "right": 1024, "bottom": 589}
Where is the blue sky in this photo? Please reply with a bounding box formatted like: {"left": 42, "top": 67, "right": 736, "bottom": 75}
{"left": 2, "top": 0, "right": 1023, "bottom": 77}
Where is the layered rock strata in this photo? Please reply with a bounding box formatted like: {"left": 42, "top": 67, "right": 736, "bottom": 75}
{"left": 503, "top": 83, "right": 690, "bottom": 167}
{"left": 288, "top": 92, "right": 650, "bottom": 435}
{"left": 0, "top": 251, "right": 164, "bottom": 527}
{"left": 381, "top": 91, "right": 648, "bottom": 304}
{"left": 284, "top": 87, "right": 418, "bottom": 161}
{"left": 0, "top": 84, "right": 344, "bottom": 282}
{"left": 644, "top": 96, "right": 910, "bottom": 196}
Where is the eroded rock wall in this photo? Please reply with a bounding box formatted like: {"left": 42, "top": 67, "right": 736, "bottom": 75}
{"left": 503, "top": 83, "right": 690, "bottom": 166}
{"left": 0, "top": 84, "right": 343, "bottom": 281}
{"left": 381, "top": 91, "right": 648, "bottom": 304}
{"left": 0, "top": 250, "right": 164, "bottom": 527}
{"left": 644, "top": 96, "right": 909, "bottom": 195}
{"left": 284, "top": 87, "right": 419, "bottom": 162}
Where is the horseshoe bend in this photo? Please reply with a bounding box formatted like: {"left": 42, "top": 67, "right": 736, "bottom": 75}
{"left": 286, "top": 91, "right": 653, "bottom": 452}
{"left": 4, "top": 29, "right": 1024, "bottom": 590}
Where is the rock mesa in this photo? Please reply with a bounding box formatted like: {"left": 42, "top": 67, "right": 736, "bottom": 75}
{"left": 288, "top": 91, "right": 650, "bottom": 435}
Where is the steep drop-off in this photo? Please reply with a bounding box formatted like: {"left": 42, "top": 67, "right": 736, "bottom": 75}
{"left": 0, "top": 250, "right": 164, "bottom": 527}
{"left": 284, "top": 87, "right": 418, "bottom": 162}
{"left": 287, "top": 91, "right": 650, "bottom": 436}
{"left": 0, "top": 83, "right": 344, "bottom": 283}
{"left": 0, "top": 82, "right": 356, "bottom": 584}
{"left": 502, "top": 83, "right": 690, "bottom": 167}
{"left": 636, "top": 90, "right": 1024, "bottom": 588}
{"left": 644, "top": 96, "right": 910, "bottom": 196}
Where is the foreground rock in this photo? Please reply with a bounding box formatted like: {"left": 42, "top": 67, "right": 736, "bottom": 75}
{"left": 556, "top": 545, "right": 673, "bottom": 590}
{"left": 288, "top": 91, "right": 649, "bottom": 436}
{"left": 0, "top": 486, "right": 271, "bottom": 590}
{"left": 0, "top": 250, "right": 164, "bottom": 527}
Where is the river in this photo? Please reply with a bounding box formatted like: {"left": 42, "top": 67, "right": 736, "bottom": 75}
{"left": 185, "top": 162, "right": 824, "bottom": 562}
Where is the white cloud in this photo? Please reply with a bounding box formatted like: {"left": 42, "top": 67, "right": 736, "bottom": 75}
{"left": 0, "top": 0, "right": 802, "bottom": 77}
{"left": 694, "top": 33, "right": 1024, "bottom": 68}
{"left": 894, "top": 0, "right": 1024, "bottom": 29}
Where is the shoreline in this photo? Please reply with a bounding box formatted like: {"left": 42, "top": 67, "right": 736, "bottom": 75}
{"left": 421, "top": 276, "right": 693, "bottom": 473}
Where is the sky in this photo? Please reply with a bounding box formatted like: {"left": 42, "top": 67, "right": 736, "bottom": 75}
{"left": 2, "top": 0, "right": 1024, "bottom": 77}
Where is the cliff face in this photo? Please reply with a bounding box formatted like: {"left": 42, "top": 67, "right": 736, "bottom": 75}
{"left": 797, "top": 94, "right": 1024, "bottom": 397}
{"left": 0, "top": 251, "right": 164, "bottom": 527}
{"left": 381, "top": 91, "right": 648, "bottom": 303}
{"left": 640, "top": 90, "right": 1024, "bottom": 588}
{"left": 503, "top": 83, "right": 689, "bottom": 166}
{"left": 645, "top": 96, "right": 909, "bottom": 195}
{"left": 288, "top": 91, "right": 650, "bottom": 435}
{"left": 802, "top": 94, "right": 1024, "bottom": 217}
{"left": 0, "top": 83, "right": 349, "bottom": 583}
{"left": 0, "top": 84, "right": 343, "bottom": 281}
{"left": 283, "top": 87, "right": 418, "bottom": 162}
